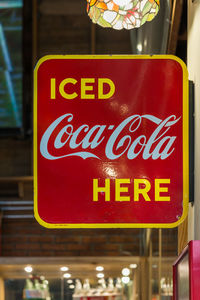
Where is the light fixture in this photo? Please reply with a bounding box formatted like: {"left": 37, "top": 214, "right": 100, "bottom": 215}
{"left": 129, "top": 263, "right": 137, "bottom": 269}
{"left": 122, "top": 268, "right": 130, "bottom": 276}
{"left": 60, "top": 266, "right": 69, "bottom": 272}
{"left": 67, "top": 279, "right": 73, "bottom": 284}
{"left": 97, "top": 273, "right": 104, "bottom": 278}
{"left": 137, "top": 43, "right": 143, "bottom": 52}
{"left": 86, "top": 0, "right": 160, "bottom": 30}
{"left": 69, "top": 284, "right": 75, "bottom": 289}
{"left": 63, "top": 273, "right": 71, "bottom": 278}
{"left": 121, "top": 276, "right": 130, "bottom": 284}
{"left": 96, "top": 266, "right": 104, "bottom": 271}
{"left": 24, "top": 266, "right": 33, "bottom": 273}
{"left": 152, "top": 264, "right": 158, "bottom": 268}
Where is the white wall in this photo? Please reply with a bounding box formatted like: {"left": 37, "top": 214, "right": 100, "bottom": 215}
{"left": 188, "top": 0, "right": 200, "bottom": 240}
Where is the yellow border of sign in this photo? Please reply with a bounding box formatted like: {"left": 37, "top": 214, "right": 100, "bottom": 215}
{"left": 34, "top": 55, "right": 189, "bottom": 229}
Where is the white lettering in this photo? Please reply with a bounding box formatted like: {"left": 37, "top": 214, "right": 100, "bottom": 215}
{"left": 40, "top": 113, "right": 180, "bottom": 161}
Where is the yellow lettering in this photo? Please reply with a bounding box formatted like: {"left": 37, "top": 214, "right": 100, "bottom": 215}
{"left": 50, "top": 78, "right": 56, "bottom": 99}
{"left": 93, "top": 179, "right": 110, "bottom": 201}
{"left": 155, "top": 179, "right": 171, "bottom": 201}
{"left": 98, "top": 78, "right": 115, "bottom": 99}
{"left": 134, "top": 179, "right": 151, "bottom": 201}
{"left": 115, "top": 179, "right": 130, "bottom": 201}
{"left": 81, "top": 78, "right": 95, "bottom": 99}
{"left": 59, "top": 78, "right": 78, "bottom": 99}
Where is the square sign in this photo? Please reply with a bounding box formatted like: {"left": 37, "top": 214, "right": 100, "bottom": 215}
{"left": 34, "top": 55, "right": 189, "bottom": 228}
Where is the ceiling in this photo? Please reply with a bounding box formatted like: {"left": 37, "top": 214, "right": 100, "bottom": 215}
{"left": 0, "top": 257, "right": 140, "bottom": 280}
{"left": 0, "top": 256, "right": 175, "bottom": 281}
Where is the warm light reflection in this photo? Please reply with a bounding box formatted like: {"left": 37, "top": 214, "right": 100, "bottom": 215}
{"left": 96, "top": 266, "right": 104, "bottom": 271}
{"left": 69, "top": 284, "right": 75, "bottom": 289}
{"left": 105, "top": 166, "right": 117, "bottom": 178}
{"left": 120, "top": 104, "right": 129, "bottom": 115}
{"left": 137, "top": 43, "right": 143, "bottom": 52}
{"left": 63, "top": 273, "right": 71, "bottom": 278}
{"left": 24, "top": 266, "right": 33, "bottom": 273}
{"left": 130, "top": 263, "right": 137, "bottom": 269}
{"left": 60, "top": 266, "right": 69, "bottom": 272}
{"left": 67, "top": 279, "right": 73, "bottom": 284}
{"left": 97, "top": 273, "right": 105, "bottom": 278}
{"left": 122, "top": 268, "right": 131, "bottom": 276}
{"left": 87, "top": 0, "right": 160, "bottom": 30}
{"left": 122, "top": 276, "right": 130, "bottom": 284}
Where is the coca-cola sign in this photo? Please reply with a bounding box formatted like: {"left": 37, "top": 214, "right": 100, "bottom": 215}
{"left": 34, "top": 55, "right": 189, "bottom": 228}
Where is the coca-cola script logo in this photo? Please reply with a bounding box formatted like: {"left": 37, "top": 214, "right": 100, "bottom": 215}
{"left": 40, "top": 113, "right": 180, "bottom": 161}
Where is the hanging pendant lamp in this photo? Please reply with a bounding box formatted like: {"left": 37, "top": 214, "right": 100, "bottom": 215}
{"left": 87, "top": 0, "right": 160, "bottom": 30}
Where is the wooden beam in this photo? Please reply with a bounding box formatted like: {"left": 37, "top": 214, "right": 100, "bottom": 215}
{"left": 0, "top": 278, "right": 5, "bottom": 300}
{"left": 33, "top": 0, "right": 38, "bottom": 66}
{"left": 167, "top": 0, "right": 184, "bottom": 54}
{"left": 158, "top": 229, "right": 162, "bottom": 300}
{"left": 132, "top": 267, "right": 138, "bottom": 300}
{"left": 0, "top": 176, "right": 33, "bottom": 182}
{"left": 148, "top": 240, "right": 152, "bottom": 299}
{"left": 18, "top": 181, "right": 24, "bottom": 198}
{"left": 91, "top": 24, "right": 96, "bottom": 54}
{"left": 140, "top": 258, "right": 148, "bottom": 300}
{"left": 0, "top": 211, "right": 2, "bottom": 256}
{"left": 178, "top": 216, "right": 188, "bottom": 254}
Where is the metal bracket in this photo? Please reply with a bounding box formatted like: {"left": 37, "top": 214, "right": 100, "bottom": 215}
{"left": 189, "top": 80, "right": 194, "bottom": 203}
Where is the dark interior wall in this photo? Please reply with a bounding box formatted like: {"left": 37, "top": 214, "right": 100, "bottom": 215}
{"left": 2, "top": 220, "right": 141, "bottom": 257}
{"left": 37, "top": 0, "right": 132, "bottom": 57}
{"left": 2, "top": 217, "right": 177, "bottom": 257}
{"left": 0, "top": 139, "right": 32, "bottom": 177}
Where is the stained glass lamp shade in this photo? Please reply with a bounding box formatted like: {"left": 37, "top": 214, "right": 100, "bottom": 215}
{"left": 87, "top": 0, "right": 160, "bottom": 30}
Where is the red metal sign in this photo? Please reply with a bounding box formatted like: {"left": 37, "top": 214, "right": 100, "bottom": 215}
{"left": 34, "top": 55, "right": 189, "bottom": 228}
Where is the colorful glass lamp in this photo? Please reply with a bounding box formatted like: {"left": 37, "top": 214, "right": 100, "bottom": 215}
{"left": 87, "top": 0, "right": 160, "bottom": 30}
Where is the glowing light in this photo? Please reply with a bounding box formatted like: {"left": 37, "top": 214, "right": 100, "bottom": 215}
{"left": 67, "top": 279, "right": 73, "bottom": 284}
{"left": 87, "top": 0, "right": 160, "bottom": 30}
{"left": 137, "top": 44, "right": 143, "bottom": 52}
{"left": 24, "top": 266, "right": 33, "bottom": 273}
{"left": 152, "top": 264, "right": 158, "bottom": 268}
{"left": 60, "top": 266, "right": 69, "bottom": 272}
{"left": 97, "top": 273, "right": 104, "bottom": 278}
{"left": 130, "top": 264, "right": 137, "bottom": 269}
{"left": 122, "top": 276, "right": 130, "bottom": 284}
{"left": 63, "top": 273, "right": 71, "bottom": 278}
{"left": 96, "top": 266, "right": 104, "bottom": 272}
{"left": 69, "top": 284, "right": 75, "bottom": 289}
{"left": 122, "top": 268, "right": 130, "bottom": 276}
